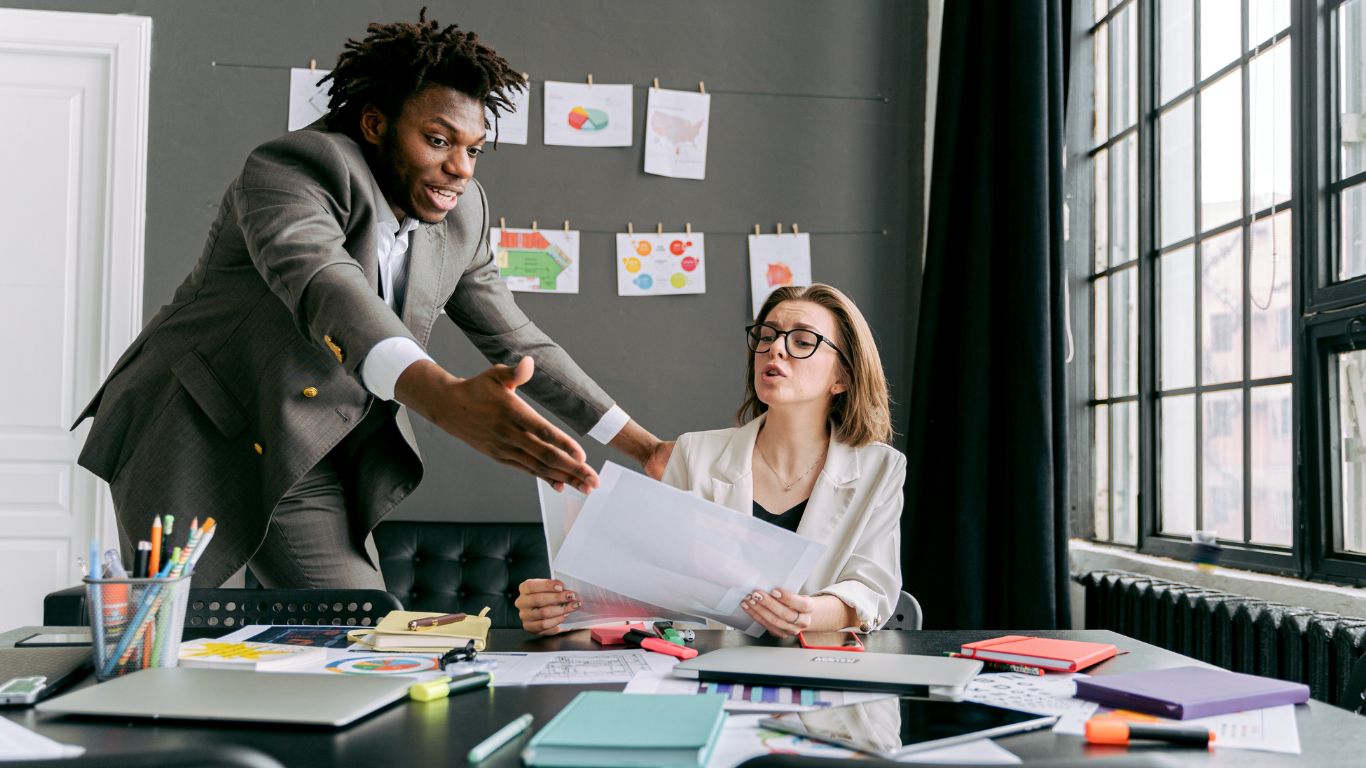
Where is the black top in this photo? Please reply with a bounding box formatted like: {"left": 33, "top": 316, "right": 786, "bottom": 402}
{"left": 753, "top": 499, "right": 808, "bottom": 532}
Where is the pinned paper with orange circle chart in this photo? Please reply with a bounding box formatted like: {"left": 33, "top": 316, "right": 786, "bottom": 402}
{"left": 616, "top": 232, "right": 706, "bottom": 296}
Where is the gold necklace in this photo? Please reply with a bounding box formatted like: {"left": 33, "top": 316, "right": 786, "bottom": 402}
{"left": 755, "top": 438, "right": 827, "bottom": 492}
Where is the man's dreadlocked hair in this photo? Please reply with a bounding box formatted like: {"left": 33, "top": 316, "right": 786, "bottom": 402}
{"left": 321, "top": 8, "right": 524, "bottom": 144}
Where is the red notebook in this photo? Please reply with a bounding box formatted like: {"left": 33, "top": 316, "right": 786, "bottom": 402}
{"left": 959, "top": 635, "right": 1118, "bottom": 672}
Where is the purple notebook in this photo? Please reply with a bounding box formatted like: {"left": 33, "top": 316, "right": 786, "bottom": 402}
{"left": 1073, "top": 665, "right": 1310, "bottom": 720}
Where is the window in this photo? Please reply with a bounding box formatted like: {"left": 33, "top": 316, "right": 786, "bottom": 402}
{"left": 1069, "top": 0, "right": 1366, "bottom": 584}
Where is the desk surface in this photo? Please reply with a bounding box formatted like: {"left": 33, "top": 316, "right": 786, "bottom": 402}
{"left": 3, "top": 627, "right": 1361, "bottom": 766}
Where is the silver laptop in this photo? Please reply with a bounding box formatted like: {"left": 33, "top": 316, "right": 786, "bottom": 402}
{"left": 36, "top": 667, "right": 411, "bottom": 727}
{"left": 672, "top": 647, "right": 981, "bottom": 695}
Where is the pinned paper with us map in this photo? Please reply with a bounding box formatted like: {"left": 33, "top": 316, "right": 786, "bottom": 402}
{"left": 492, "top": 227, "right": 580, "bottom": 293}
{"left": 748, "top": 233, "right": 812, "bottom": 317}
{"left": 644, "top": 87, "right": 710, "bottom": 180}
{"left": 543, "top": 81, "right": 633, "bottom": 147}
{"left": 616, "top": 232, "right": 706, "bottom": 296}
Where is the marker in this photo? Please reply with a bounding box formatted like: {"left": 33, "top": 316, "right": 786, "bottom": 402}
{"left": 161, "top": 515, "right": 174, "bottom": 561}
{"left": 133, "top": 541, "right": 150, "bottom": 578}
{"left": 408, "top": 612, "right": 467, "bottom": 630}
{"left": 1085, "top": 718, "right": 1214, "bottom": 747}
{"left": 409, "top": 672, "right": 491, "bottom": 702}
{"left": 624, "top": 629, "right": 699, "bottom": 660}
{"left": 468, "top": 713, "right": 533, "bottom": 763}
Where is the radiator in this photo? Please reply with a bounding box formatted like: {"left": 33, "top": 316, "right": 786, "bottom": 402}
{"left": 1075, "top": 569, "right": 1366, "bottom": 706}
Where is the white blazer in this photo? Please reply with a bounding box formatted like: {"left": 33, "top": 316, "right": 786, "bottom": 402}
{"left": 662, "top": 414, "right": 907, "bottom": 631}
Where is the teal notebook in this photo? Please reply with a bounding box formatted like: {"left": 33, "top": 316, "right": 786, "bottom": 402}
{"left": 522, "top": 691, "right": 727, "bottom": 768}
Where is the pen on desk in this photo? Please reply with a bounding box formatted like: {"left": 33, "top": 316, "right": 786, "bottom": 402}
{"left": 468, "top": 713, "right": 533, "bottom": 763}
{"left": 409, "top": 672, "right": 492, "bottom": 702}
{"left": 408, "top": 612, "right": 468, "bottom": 630}
{"left": 1085, "top": 718, "right": 1214, "bottom": 747}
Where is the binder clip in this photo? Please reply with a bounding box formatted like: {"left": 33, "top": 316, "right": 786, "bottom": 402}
{"left": 439, "top": 639, "right": 497, "bottom": 676}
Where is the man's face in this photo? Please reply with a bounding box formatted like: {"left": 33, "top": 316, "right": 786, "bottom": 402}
{"left": 360, "top": 85, "right": 486, "bottom": 224}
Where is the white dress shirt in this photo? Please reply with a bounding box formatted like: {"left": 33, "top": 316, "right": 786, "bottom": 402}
{"left": 357, "top": 182, "right": 628, "bottom": 444}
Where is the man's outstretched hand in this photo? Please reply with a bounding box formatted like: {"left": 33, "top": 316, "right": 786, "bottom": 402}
{"left": 395, "top": 357, "right": 599, "bottom": 493}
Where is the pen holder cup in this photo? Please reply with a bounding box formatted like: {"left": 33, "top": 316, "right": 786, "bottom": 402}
{"left": 84, "top": 574, "right": 192, "bottom": 681}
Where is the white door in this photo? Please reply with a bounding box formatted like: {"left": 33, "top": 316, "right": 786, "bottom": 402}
{"left": 0, "top": 9, "right": 150, "bottom": 626}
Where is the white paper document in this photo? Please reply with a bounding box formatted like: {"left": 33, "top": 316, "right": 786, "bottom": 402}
{"left": 748, "top": 232, "right": 812, "bottom": 317}
{"left": 704, "top": 715, "right": 1020, "bottom": 767}
{"left": 1054, "top": 703, "right": 1302, "bottom": 754}
{"left": 553, "top": 463, "right": 827, "bottom": 636}
{"left": 288, "top": 67, "right": 332, "bottom": 131}
{"left": 543, "top": 81, "right": 633, "bottom": 147}
{"left": 539, "top": 480, "right": 697, "bottom": 628}
{"left": 486, "top": 82, "right": 530, "bottom": 145}
{"left": 644, "top": 87, "right": 710, "bottom": 179}
{"left": 0, "top": 717, "right": 83, "bottom": 759}
{"left": 492, "top": 227, "right": 580, "bottom": 294}
{"left": 964, "top": 672, "right": 1099, "bottom": 722}
{"left": 479, "top": 649, "right": 673, "bottom": 687}
{"left": 617, "top": 232, "right": 706, "bottom": 296}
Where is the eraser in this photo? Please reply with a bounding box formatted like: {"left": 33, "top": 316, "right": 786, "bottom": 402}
{"left": 590, "top": 622, "right": 649, "bottom": 645}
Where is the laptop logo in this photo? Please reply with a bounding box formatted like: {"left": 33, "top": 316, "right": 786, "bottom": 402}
{"left": 809, "top": 656, "right": 859, "bottom": 664}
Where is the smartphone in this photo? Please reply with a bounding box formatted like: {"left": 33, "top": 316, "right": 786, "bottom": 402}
{"left": 797, "top": 631, "right": 864, "bottom": 652}
{"left": 14, "top": 632, "right": 92, "bottom": 648}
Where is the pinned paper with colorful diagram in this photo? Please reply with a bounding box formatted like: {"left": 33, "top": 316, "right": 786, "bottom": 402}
{"left": 748, "top": 233, "right": 812, "bottom": 317}
{"left": 486, "top": 81, "right": 531, "bottom": 145}
{"left": 616, "top": 233, "right": 706, "bottom": 296}
{"left": 288, "top": 67, "right": 331, "bottom": 131}
{"left": 644, "top": 88, "right": 711, "bottom": 180}
{"left": 544, "top": 81, "right": 633, "bottom": 147}
{"left": 492, "top": 227, "right": 580, "bottom": 294}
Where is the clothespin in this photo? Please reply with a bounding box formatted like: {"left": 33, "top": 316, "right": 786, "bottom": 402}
{"left": 627, "top": 222, "right": 635, "bottom": 235}
{"left": 656, "top": 222, "right": 664, "bottom": 235}
{"left": 531, "top": 219, "right": 538, "bottom": 230}
{"left": 776, "top": 223, "right": 784, "bottom": 235}
{"left": 698, "top": 81, "right": 706, "bottom": 94}
{"left": 753, "top": 224, "right": 761, "bottom": 236}
{"left": 792, "top": 223, "right": 800, "bottom": 235}
{"left": 652, "top": 77, "right": 660, "bottom": 90}
{"left": 685, "top": 222, "right": 692, "bottom": 235}
{"left": 522, "top": 72, "right": 530, "bottom": 85}
{"left": 563, "top": 220, "right": 570, "bottom": 232}
{"left": 499, "top": 216, "right": 506, "bottom": 230}
{"left": 309, "top": 58, "right": 317, "bottom": 73}
{"left": 586, "top": 74, "right": 593, "bottom": 86}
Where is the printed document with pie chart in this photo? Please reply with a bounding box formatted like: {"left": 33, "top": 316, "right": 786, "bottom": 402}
{"left": 616, "top": 232, "right": 706, "bottom": 296}
{"left": 543, "top": 81, "right": 633, "bottom": 147}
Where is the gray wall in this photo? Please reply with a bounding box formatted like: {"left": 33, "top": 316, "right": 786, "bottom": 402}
{"left": 5, "top": 0, "right": 926, "bottom": 522}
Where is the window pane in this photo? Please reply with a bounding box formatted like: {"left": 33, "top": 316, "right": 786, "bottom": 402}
{"left": 1250, "top": 40, "right": 1292, "bottom": 212}
{"left": 1111, "top": 266, "right": 1138, "bottom": 396}
{"left": 1339, "top": 351, "right": 1366, "bottom": 554}
{"left": 1161, "top": 394, "right": 1198, "bottom": 535}
{"left": 1095, "top": 23, "right": 1109, "bottom": 146}
{"left": 1343, "top": 183, "right": 1366, "bottom": 281}
{"left": 1251, "top": 211, "right": 1292, "bottom": 378}
{"left": 1113, "top": 402, "right": 1139, "bottom": 545}
{"left": 1251, "top": 383, "right": 1293, "bottom": 546}
{"left": 1161, "top": 98, "right": 1196, "bottom": 246}
{"left": 1110, "top": 5, "right": 1138, "bottom": 132}
{"left": 1160, "top": 0, "right": 1194, "bottom": 104}
{"left": 1113, "top": 135, "right": 1139, "bottom": 265}
{"left": 1202, "top": 228, "right": 1244, "bottom": 384}
{"left": 1248, "top": 0, "right": 1290, "bottom": 46}
{"left": 1340, "top": 0, "right": 1364, "bottom": 179}
{"left": 1095, "top": 404, "right": 1111, "bottom": 541}
{"left": 1201, "top": 71, "right": 1244, "bottom": 230}
{"left": 1162, "top": 245, "right": 1196, "bottom": 389}
{"left": 1095, "top": 276, "right": 1109, "bottom": 400}
{"left": 1095, "top": 148, "right": 1110, "bottom": 272}
{"left": 1200, "top": 0, "right": 1241, "bottom": 81}
{"left": 1203, "top": 389, "right": 1245, "bottom": 541}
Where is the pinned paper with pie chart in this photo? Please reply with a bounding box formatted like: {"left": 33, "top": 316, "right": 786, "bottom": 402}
{"left": 616, "top": 232, "right": 706, "bottom": 296}
{"left": 491, "top": 226, "right": 580, "bottom": 293}
{"left": 544, "top": 81, "right": 633, "bottom": 147}
{"left": 748, "top": 233, "right": 812, "bottom": 317}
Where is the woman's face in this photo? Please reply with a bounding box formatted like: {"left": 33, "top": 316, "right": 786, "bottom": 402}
{"left": 752, "top": 300, "right": 848, "bottom": 411}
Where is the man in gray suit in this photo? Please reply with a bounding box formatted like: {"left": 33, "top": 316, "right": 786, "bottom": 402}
{"left": 74, "top": 13, "right": 670, "bottom": 590}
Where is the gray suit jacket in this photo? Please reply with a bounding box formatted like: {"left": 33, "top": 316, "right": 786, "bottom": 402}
{"left": 75, "top": 127, "right": 614, "bottom": 585}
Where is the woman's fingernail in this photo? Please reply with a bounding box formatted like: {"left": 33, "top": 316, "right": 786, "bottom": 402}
{"left": 554, "top": 584, "right": 564, "bottom": 591}
{"left": 570, "top": 602, "right": 581, "bottom": 610}
{"left": 771, "top": 590, "right": 783, "bottom": 599}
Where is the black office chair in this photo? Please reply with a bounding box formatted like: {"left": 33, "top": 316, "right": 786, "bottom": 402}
{"left": 884, "top": 589, "right": 923, "bottom": 630}
{"left": 181, "top": 588, "right": 402, "bottom": 639}
{"left": 1, "top": 746, "right": 285, "bottom": 768}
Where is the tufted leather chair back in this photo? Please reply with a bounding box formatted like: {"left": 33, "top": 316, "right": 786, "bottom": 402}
{"left": 372, "top": 521, "right": 550, "bottom": 628}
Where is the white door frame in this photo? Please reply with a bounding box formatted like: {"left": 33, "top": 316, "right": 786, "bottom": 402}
{"left": 0, "top": 8, "right": 149, "bottom": 586}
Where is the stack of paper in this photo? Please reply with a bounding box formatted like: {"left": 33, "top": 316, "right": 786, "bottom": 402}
{"left": 177, "top": 640, "right": 324, "bottom": 671}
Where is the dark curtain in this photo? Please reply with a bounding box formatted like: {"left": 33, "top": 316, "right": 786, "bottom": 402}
{"left": 903, "top": 0, "right": 1073, "bottom": 630}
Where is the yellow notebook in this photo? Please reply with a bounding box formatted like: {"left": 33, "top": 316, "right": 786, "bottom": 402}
{"left": 347, "top": 607, "right": 491, "bottom": 652}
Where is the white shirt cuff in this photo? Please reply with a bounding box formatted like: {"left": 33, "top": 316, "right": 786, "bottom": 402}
{"left": 360, "top": 336, "right": 434, "bottom": 401}
{"left": 586, "top": 405, "right": 630, "bottom": 445}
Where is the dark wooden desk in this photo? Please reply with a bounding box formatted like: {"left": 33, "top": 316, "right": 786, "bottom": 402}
{"left": 3, "top": 627, "right": 1362, "bottom": 766}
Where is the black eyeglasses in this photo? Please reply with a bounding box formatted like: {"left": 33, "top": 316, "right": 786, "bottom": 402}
{"left": 745, "top": 323, "right": 847, "bottom": 362}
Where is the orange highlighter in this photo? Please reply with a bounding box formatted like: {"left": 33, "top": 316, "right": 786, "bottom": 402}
{"left": 1085, "top": 718, "right": 1214, "bottom": 748}
{"left": 624, "top": 629, "right": 698, "bottom": 660}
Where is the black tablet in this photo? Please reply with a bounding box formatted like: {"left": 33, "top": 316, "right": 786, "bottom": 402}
{"left": 760, "top": 696, "right": 1056, "bottom": 758}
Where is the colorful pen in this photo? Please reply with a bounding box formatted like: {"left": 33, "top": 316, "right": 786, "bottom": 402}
{"left": 149, "top": 517, "right": 162, "bottom": 575}
{"left": 409, "top": 612, "right": 467, "bottom": 630}
{"left": 624, "top": 629, "right": 699, "bottom": 660}
{"left": 468, "top": 713, "right": 533, "bottom": 763}
{"left": 1085, "top": 718, "right": 1214, "bottom": 747}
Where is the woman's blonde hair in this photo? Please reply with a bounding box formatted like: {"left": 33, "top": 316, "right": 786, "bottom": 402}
{"left": 738, "top": 284, "right": 893, "bottom": 447}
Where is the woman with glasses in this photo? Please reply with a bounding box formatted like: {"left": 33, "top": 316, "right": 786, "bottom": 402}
{"left": 516, "top": 284, "right": 904, "bottom": 636}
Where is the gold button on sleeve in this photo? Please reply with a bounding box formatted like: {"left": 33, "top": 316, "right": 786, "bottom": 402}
{"left": 302, "top": 387, "right": 318, "bottom": 398}
{"left": 253, "top": 442, "right": 264, "bottom": 455}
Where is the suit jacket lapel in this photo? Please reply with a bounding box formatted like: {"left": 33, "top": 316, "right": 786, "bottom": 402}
{"left": 402, "top": 225, "right": 446, "bottom": 347}
{"left": 710, "top": 415, "right": 764, "bottom": 514}
{"left": 796, "top": 436, "right": 859, "bottom": 542}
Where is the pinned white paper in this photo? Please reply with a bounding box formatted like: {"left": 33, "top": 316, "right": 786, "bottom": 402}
{"left": 288, "top": 67, "right": 332, "bottom": 130}
{"left": 617, "top": 232, "right": 706, "bottom": 296}
{"left": 491, "top": 227, "right": 580, "bottom": 293}
{"left": 644, "top": 87, "right": 710, "bottom": 180}
{"left": 486, "top": 84, "right": 530, "bottom": 145}
{"left": 543, "top": 81, "right": 633, "bottom": 147}
{"left": 748, "top": 233, "right": 812, "bottom": 317}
